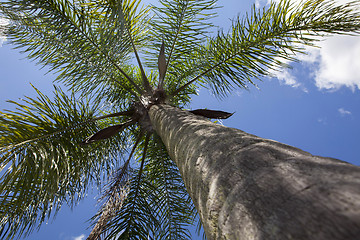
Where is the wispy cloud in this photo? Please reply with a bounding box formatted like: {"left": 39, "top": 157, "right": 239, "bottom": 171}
{"left": 269, "top": 64, "right": 308, "bottom": 92}
{"left": 256, "top": 0, "right": 360, "bottom": 92}
{"left": 338, "top": 108, "right": 352, "bottom": 117}
{"left": 73, "top": 234, "right": 86, "bottom": 240}
{"left": 255, "top": 0, "right": 269, "bottom": 8}
{"left": 317, "top": 117, "right": 327, "bottom": 125}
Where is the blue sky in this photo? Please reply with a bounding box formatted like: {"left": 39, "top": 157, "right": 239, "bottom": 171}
{"left": 1, "top": 0, "right": 360, "bottom": 239}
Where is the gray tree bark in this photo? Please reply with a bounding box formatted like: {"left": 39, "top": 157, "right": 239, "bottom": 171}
{"left": 149, "top": 104, "right": 360, "bottom": 240}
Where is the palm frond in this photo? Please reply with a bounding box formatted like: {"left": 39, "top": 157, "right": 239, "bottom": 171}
{"left": 88, "top": 131, "right": 144, "bottom": 240}
{"left": 171, "top": 0, "right": 360, "bottom": 98}
{"left": 92, "top": 109, "right": 134, "bottom": 121}
{"left": 105, "top": 0, "right": 153, "bottom": 93}
{"left": 0, "top": 0, "right": 150, "bottom": 99}
{"left": 97, "top": 65, "right": 146, "bottom": 108}
{"left": 143, "top": 135, "right": 198, "bottom": 240}
{"left": 103, "top": 173, "right": 157, "bottom": 240}
{"left": 91, "top": 133, "right": 156, "bottom": 240}
{"left": 146, "top": 0, "right": 218, "bottom": 87}
{"left": 91, "top": 134, "right": 198, "bottom": 240}
{"left": 0, "top": 86, "right": 129, "bottom": 239}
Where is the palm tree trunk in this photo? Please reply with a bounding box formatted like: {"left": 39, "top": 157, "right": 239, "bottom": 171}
{"left": 148, "top": 104, "right": 360, "bottom": 240}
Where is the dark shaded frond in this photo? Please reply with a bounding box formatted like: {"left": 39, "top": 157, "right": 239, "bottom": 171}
{"left": 0, "top": 86, "right": 128, "bottom": 239}
{"left": 189, "top": 109, "right": 234, "bottom": 119}
{"left": 82, "top": 120, "right": 134, "bottom": 145}
{"left": 157, "top": 40, "right": 167, "bottom": 89}
{"left": 99, "top": 133, "right": 157, "bottom": 240}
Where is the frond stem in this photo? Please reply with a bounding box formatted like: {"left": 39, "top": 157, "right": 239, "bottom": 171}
{"left": 135, "top": 133, "right": 150, "bottom": 193}
{"left": 126, "top": 28, "right": 152, "bottom": 93}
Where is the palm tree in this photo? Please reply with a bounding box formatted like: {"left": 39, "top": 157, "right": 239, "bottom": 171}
{"left": 1, "top": 0, "right": 360, "bottom": 239}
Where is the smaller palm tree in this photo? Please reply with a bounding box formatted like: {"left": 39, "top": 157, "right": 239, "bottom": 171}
{"left": 1, "top": 0, "right": 360, "bottom": 239}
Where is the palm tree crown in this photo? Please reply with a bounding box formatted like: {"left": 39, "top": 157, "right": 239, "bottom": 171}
{"left": 1, "top": 0, "right": 360, "bottom": 239}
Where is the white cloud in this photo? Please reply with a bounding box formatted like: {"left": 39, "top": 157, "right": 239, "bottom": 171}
{"left": 73, "top": 234, "right": 86, "bottom": 240}
{"left": 0, "top": 17, "right": 9, "bottom": 47}
{"left": 338, "top": 108, "right": 352, "bottom": 116}
{"left": 313, "top": 36, "right": 360, "bottom": 91}
{"left": 256, "top": 0, "right": 360, "bottom": 92}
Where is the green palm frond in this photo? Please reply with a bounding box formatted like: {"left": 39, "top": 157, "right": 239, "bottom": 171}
{"left": 0, "top": 86, "right": 129, "bottom": 239}
{"left": 90, "top": 134, "right": 198, "bottom": 240}
{"left": 90, "top": 133, "right": 155, "bottom": 240}
{"left": 103, "top": 0, "right": 153, "bottom": 92}
{"left": 104, "top": 169, "right": 157, "bottom": 239}
{"left": 0, "top": 0, "right": 150, "bottom": 99}
{"left": 146, "top": 0, "right": 218, "bottom": 88}
{"left": 144, "top": 135, "right": 198, "bottom": 240}
{"left": 171, "top": 0, "right": 360, "bottom": 97}
{"left": 98, "top": 65, "right": 151, "bottom": 109}
{"left": 88, "top": 131, "right": 144, "bottom": 240}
